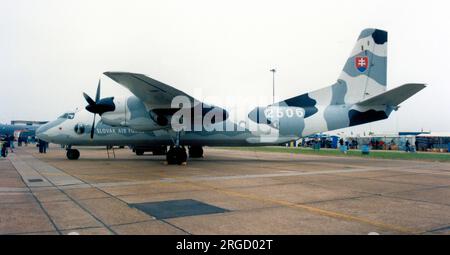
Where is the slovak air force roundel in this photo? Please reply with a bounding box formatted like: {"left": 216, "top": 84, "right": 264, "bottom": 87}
{"left": 354, "top": 56, "right": 369, "bottom": 73}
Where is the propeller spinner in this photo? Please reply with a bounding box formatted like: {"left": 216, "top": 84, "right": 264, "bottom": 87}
{"left": 83, "top": 79, "right": 115, "bottom": 139}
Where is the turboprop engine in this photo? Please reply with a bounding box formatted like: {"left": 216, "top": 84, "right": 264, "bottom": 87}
{"left": 100, "top": 96, "right": 169, "bottom": 132}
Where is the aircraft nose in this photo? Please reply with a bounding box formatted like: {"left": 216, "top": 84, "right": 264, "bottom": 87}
{"left": 36, "top": 123, "right": 50, "bottom": 141}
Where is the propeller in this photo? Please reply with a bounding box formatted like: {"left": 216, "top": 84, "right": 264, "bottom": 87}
{"left": 83, "top": 79, "right": 115, "bottom": 139}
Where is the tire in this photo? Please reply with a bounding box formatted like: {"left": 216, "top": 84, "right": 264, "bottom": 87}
{"left": 189, "top": 146, "right": 203, "bottom": 158}
{"left": 166, "top": 147, "right": 187, "bottom": 165}
{"left": 176, "top": 147, "right": 187, "bottom": 164}
{"left": 166, "top": 148, "right": 177, "bottom": 164}
{"left": 153, "top": 146, "right": 167, "bottom": 155}
{"left": 67, "top": 149, "right": 80, "bottom": 160}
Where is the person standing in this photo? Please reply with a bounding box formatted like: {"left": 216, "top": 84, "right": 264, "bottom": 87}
{"left": 43, "top": 140, "right": 48, "bottom": 153}
{"left": 1, "top": 139, "right": 6, "bottom": 158}
{"left": 405, "top": 140, "right": 411, "bottom": 152}
{"left": 9, "top": 135, "right": 15, "bottom": 152}
{"left": 38, "top": 139, "right": 44, "bottom": 153}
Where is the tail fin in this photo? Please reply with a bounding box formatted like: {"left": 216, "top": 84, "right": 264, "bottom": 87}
{"left": 339, "top": 28, "right": 388, "bottom": 102}
{"left": 275, "top": 29, "right": 388, "bottom": 115}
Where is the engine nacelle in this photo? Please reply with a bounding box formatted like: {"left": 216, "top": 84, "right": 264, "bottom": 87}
{"left": 101, "top": 96, "right": 169, "bottom": 131}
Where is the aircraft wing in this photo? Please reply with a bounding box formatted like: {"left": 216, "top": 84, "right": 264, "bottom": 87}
{"left": 103, "top": 72, "right": 196, "bottom": 109}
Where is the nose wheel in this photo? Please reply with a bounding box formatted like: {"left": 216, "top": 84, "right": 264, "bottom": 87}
{"left": 166, "top": 146, "right": 187, "bottom": 165}
{"left": 66, "top": 149, "right": 80, "bottom": 160}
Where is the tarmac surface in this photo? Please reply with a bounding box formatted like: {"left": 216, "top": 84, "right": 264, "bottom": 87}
{"left": 1, "top": 145, "right": 450, "bottom": 235}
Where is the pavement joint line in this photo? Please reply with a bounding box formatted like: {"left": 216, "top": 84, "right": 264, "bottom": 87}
{"left": 160, "top": 219, "right": 193, "bottom": 235}
{"left": 56, "top": 225, "right": 113, "bottom": 233}
{"left": 425, "top": 224, "right": 450, "bottom": 234}
{"left": 309, "top": 171, "right": 435, "bottom": 188}
{"left": 384, "top": 184, "right": 450, "bottom": 194}
{"left": 18, "top": 147, "right": 450, "bottom": 235}
{"left": 2, "top": 230, "right": 59, "bottom": 235}
{"left": 317, "top": 173, "right": 450, "bottom": 198}
{"left": 35, "top": 158, "right": 195, "bottom": 236}
{"left": 297, "top": 181, "right": 379, "bottom": 197}
{"left": 7, "top": 156, "right": 63, "bottom": 235}
{"left": 0, "top": 200, "right": 43, "bottom": 206}
{"left": 325, "top": 172, "right": 426, "bottom": 180}
{"left": 146, "top": 169, "right": 418, "bottom": 235}
{"left": 363, "top": 177, "right": 450, "bottom": 188}
{"left": 24, "top": 151, "right": 173, "bottom": 234}
{"left": 38, "top": 166, "right": 404, "bottom": 191}
{"left": 0, "top": 189, "right": 30, "bottom": 193}
{"left": 109, "top": 219, "right": 157, "bottom": 227}
{"left": 302, "top": 179, "right": 430, "bottom": 199}
{"left": 42, "top": 181, "right": 120, "bottom": 235}
{"left": 9, "top": 152, "right": 119, "bottom": 235}
{"left": 381, "top": 193, "right": 450, "bottom": 208}
{"left": 303, "top": 194, "right": 377, "bottom": 206}
{"left": 216, "top": 187, "right": 419, "bottom": 234}
{"left": 92, "top": 185, "right": 193, "bottom": 235}
{"left": 163, "top": 174, "right": 420, "bottom": 235}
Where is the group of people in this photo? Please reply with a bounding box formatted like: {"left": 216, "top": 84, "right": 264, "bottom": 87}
{"left": 0, "top": 135, "right": 15, "bottom": 157}
{"left": 340, "top": 138, "right": 359, "bottom": 149}
{"left": 0, "top": 135, "right": 49, "bottom": 158}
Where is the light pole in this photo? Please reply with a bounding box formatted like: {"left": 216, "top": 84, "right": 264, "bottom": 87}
{"left": 270, "top": 68, "right": 276, "bottom": 104}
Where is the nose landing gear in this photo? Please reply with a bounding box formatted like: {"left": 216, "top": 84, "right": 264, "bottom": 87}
{"left": 66, "top": 149, "right": 80, "bottom": 160}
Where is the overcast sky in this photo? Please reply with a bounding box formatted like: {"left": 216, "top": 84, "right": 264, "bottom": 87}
{"left": 1, "top": 0, "right": 449, "bottom": 135}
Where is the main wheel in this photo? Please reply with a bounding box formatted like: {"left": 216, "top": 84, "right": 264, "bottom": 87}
{"left": 188, "top": 146, "right": 203, "bottom": 158}
{"left": 152, "top": 146, "right": 167, "bottom": 155}
{"left": 66, "top": 149, "right": 80, "bottom": 160}
{"left": 166, "top": 147, "right": 187, "bottom": 165}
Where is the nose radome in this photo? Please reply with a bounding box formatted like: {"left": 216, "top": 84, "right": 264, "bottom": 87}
{"left": 36, "top": 124, "right": 50, "bottom": 141}
{"left": 36, "top": 125, "right": 43, "bottom": 135}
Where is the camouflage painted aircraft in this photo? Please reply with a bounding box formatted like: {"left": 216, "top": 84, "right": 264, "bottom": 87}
{"left": 37, "top": 28, "right": 425, "bottom": 164}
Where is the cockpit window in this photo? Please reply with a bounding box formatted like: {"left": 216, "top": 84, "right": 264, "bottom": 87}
{"left": 58, "top": 112, "right": 75, "bottom": 119}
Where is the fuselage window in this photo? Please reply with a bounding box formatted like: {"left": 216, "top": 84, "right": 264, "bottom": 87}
{"left": 58, "top": 112, "right": 76, "bottom": 119}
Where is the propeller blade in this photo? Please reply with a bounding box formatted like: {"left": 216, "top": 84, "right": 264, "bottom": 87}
{"left": 83, "top": 92, "right": 95, "bottom": 106}
{"left": 95, "top": 79, "right": 101, "bottom": 103}
{"left": 90, "top": 114, "right": 96, "bottom": 139}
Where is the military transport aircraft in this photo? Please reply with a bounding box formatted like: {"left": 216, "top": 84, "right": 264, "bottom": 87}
{"left": 36, "top": 28, "right": 426, "bottom": 164}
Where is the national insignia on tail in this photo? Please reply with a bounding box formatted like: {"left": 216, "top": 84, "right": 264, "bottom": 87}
{"left": 354, "top": 56, "right": 369, "bottom": 73}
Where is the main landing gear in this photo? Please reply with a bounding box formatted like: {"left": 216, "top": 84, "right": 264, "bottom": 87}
{"left": 166, "top": 146, "right": 187, "bottom": 165}
{"left": 166, "top": 132, "right": 188, "bottom": 165}
{"left": 66, "top": 148, "right": 80, "bottom": 160}
{"left": 166, "top": 146, "right": 204, "bottom": 165}
{"left": 188, "top": 146, "right": 204, "bottom": 158}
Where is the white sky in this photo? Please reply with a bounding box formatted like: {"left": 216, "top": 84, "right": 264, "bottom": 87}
{"left": 1, "top": 0, "right": 449, "bottom": 135}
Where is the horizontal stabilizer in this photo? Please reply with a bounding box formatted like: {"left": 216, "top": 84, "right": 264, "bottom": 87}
{"left": 357, "top": 83, "right": 426, "bottom": 107}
